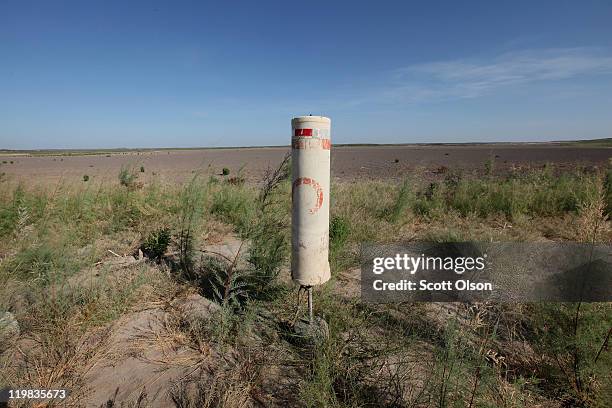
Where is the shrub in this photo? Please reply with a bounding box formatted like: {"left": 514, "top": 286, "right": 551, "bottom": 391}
{"left": 177, "top": 177, "right": 207, "bottom": 277}
{"left": 529, "top": 303, "right": 612, "bottom": 405}
{"left": 118, "top": 166, "right": 137, "bottom": 188}
{"left": 83, "top": 175, "right": 89, "bottom": 182}
{"left": 141, "top": 228, "right": 171, "bottom": 260}
{"left": 243, "top": 152, "right": 291, "bottom": 298}
{"left": 222, "top": 167, "right": 230, "bottom": 176}
{"left": 247, "top": 213, "right": 288, "bottom": 292}
{"left": 140, "top": 166, "right": 145, "bottom": 173}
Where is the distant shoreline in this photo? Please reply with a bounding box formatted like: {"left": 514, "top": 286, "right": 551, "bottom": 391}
{"left": 1, "top": 137, "right": 611, "bottom": 156}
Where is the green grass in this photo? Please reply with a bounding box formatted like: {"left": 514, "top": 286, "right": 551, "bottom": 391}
{"left": 413, "top": 169, "right": 600, "bottom": 219}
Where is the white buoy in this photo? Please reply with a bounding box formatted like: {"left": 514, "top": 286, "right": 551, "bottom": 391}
{"left": 291, "top": 116, "right": 331, "bottom": 287}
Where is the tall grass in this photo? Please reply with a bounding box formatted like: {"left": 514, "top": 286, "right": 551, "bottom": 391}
{"left": 413, "top": 170, "right": 600, "bottom": 219}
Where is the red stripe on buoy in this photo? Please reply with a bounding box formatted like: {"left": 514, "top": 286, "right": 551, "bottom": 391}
{"left": 294, "top": 128, "right": 313, "bottom": 137}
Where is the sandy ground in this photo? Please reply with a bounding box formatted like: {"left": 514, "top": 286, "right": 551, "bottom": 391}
{"left": 1, "top": 144, "right": 610, "bottom": 185}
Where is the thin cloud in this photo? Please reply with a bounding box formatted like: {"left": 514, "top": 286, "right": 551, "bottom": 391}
{"left": 382, "top": 47, "right": 612, "bottom": 103}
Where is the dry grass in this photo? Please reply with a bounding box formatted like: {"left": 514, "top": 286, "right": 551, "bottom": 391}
{"left": 1, "top": 164, "right": 611, "bottom": 407}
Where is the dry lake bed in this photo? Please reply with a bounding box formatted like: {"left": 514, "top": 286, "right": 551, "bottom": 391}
{"left": 1, "top": 144, "right": 610, "bottom": 185}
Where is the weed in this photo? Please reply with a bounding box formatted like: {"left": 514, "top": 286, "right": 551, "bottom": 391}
{"left": 177, "top": 176, "right": 207, "bottom": 278}
{"left": 245, "top": 152, "right": 291, "bottom": 297}
{"left": 222, "top": 167, "right": 230, "bottom": 176}
{"left": 485, "top": 155, "right": 495, "bottom": 176}
{"left": 83, "top": 174, "right": 89, "bottom": 182}
{"left": 141, "top": 227, "right": 171, "bottom": 260}
{"left": 388, "top": 179, "right": 413, "bottom": 223}
{"left": 529, "top": 303, "right": 612, "bottom": 405}
{"left": 246, "top": 213, "right": 287, "bottom": 293}
{"left": 329, "top": 215, "right": 349, "bottom": 252}
{"left": 140, "top": 165, "right": 145, "bottom": 173}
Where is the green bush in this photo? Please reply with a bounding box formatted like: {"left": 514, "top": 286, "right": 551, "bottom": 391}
{"left": 140, "top": 166, "right": 145, "bottom": 173}
{"left": 141, "top": 228, "right": 171, "bottom": 260}
{"left": 222, "top": 167, "right": 230, "bottom": 176}
{"left": 83, "top": 175, "right": 89, "bottom": 182}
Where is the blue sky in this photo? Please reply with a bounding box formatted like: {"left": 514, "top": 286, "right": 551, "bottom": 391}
{"left": 1, "top": 0, "right": 612, "bottom": 149}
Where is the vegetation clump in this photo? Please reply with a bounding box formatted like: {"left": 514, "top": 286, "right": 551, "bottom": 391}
{"left": 141, "top": 227, "right": 171, "bottom": 261}
{"left": 118, "top": 166, "right": 137, "bottom": 188}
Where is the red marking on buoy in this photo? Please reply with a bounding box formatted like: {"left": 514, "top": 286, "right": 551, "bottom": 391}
{"left": 294, "top": 128, "right": 313, "bottom": 137}
{"left": 292, "top": 177, "right": 324, "bottom": 214}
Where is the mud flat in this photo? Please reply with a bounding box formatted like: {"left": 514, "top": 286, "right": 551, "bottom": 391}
{"left": 0, "top": 144, "right": 610, "bottom": 185}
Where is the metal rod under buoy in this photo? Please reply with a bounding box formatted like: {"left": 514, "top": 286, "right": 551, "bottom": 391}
{"left": 307, "top": 286, "right": 313, "bottom": 324}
